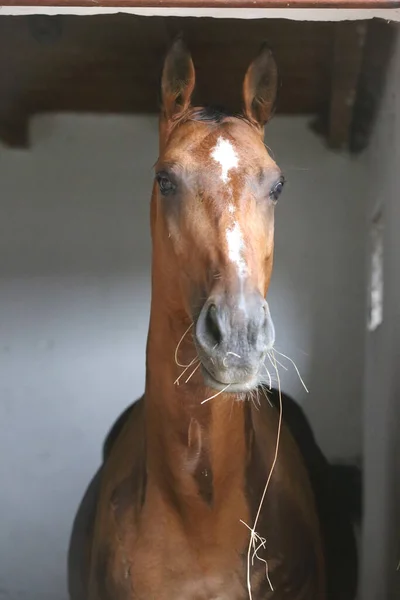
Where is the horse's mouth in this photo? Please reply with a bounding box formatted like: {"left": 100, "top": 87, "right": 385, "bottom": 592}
{"left": 200, "top": 363, "right": 261, "bottom": 395}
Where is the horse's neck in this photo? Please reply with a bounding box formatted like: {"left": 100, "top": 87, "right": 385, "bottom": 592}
{"left": 144, "top": 301, "right": 250, "bottom": 513}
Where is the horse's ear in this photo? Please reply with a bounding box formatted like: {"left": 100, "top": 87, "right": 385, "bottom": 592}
{"left": 161, "top": 37, "right": 195, "bottom": 120}
{"left": 243, "top": 45, "right": 278, "bottom": 129}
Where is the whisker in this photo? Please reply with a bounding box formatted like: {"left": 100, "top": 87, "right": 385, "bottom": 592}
{"left": 271, "top": 348, "right": 309, "bottom": 393}
{"left": 201, "top": 384, "right": 230, "bottom": 405}
{"left": 267, "top": 351, "right": 287, "bottom": 372}
{"left": 174, "top": 322, "right": 194, "bottom": 368}
{"left": 264, "top": 366, "right": 272, "bottom": 390}
{"left": 259, "top": 383, "right": 274, "bottom": 408}
{"left": 274, "top": 343, "right": 309, "bottom": 357}
{"left": 249, "top": 390, "right": 259, "bottom": 412}
{"left": 261, "top": 363, "right": 277, "bottom": 385}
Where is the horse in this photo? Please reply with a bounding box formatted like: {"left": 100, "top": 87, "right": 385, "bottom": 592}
{"left": 68, "top": 39, "right": 360, "bottom": 600}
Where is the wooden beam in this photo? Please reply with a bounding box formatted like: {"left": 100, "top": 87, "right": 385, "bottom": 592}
{"left": 0, "top": 14, "right": 395, "bottom": 150}
{"left": 0, "top": 113, "right": 29, "bottom": 148}
{"left": 350, "top": 19, "right": 398, "bottom": 153}
{"left": 328, "top": 20, "right": 367, "bottom": 150}
{"left": 0, "top": 15, "right": 334, "bottom": 148}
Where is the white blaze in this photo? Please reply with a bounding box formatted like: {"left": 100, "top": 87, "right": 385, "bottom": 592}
{"left": 210, "top": 137, "right": 246, "bottom": 277}
{"left": 211, "top": 137, "right": 238, "bottom": 183}
{"left": 226, "top": 222, "right": 247, "bottom": 277}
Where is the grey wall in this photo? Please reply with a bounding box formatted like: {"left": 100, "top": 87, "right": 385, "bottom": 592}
{"left": 0, "top": 114, "right": 367, "bottom": 600}
{"left": 361, "top": 30, "right": 400, "bottom": 600}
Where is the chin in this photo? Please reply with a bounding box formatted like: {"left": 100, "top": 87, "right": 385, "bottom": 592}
{"left": 201, "top": 365, "right": 261, "bottom": 395}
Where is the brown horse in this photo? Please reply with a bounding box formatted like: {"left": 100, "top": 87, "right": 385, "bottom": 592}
{"left": 68, "top": 40, "right": 340, "bottom": 599}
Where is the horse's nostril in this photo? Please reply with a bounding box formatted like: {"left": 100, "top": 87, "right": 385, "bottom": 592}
{"left": 205, "top": 304, "right": 222, "bottom": 347}
{"left": 263, "top": 303, "right": 269, "bottom": 323}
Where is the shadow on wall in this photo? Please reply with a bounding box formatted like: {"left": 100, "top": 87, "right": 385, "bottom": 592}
{"left": 0, "top": 114, "right": 365, "bottom": 600}
{"left": 266, "top": 117, "right": 367, "bottom": 463}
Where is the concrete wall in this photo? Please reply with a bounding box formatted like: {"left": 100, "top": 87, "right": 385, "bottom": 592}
{"left": 0, "top": 114, "right": 366, "bottom": 599}
{"left": 361, "top": 30, "right": 400, "bottom": 600}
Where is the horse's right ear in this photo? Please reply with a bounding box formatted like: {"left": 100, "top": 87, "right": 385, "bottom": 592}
{"left": 161, "top": 38, "right": 195, "bottom": 120}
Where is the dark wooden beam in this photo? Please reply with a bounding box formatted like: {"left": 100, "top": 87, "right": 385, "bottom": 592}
{"left": 328, "top": 21, "right": 367, "bottom": 150}
{"left": 0, "top": 14, "right": 395, "bottom": 150}
{"left": 0, "top": 15, "right": 334, "bottom": 148}
{"left": 350, "top": 18, "right": 398, "bottom": 153}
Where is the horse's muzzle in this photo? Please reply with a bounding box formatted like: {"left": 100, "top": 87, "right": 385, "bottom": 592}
{"left": 195, "top": 291, "right": 275, "bottom": 392}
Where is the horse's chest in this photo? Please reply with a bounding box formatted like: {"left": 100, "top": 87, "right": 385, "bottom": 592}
{"left": 133, "top": 573, "right": 247, "bottom": 600}
{"left": 92, "top": 516, "right": 319, "bottom": 600}
{"left": 94, "top": 529, "right": 283, "bottom": 600}
{"left": 92, "top": 466, "right": 321, "bottom": 600}
{"left": 93, "top": 522, "right": 251, "bottom": 600}
{"left": 129, "top": 539, "right": 247, "bottom": 600}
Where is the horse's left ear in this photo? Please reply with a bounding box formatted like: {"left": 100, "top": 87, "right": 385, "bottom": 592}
{"left": 243, "top": 45, "right": 278, "bottom": 129}
{"left": 161, "top": 37, "right": 195, "bottom": 120}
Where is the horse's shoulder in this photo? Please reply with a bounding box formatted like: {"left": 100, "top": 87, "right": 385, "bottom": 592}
{"left": 96, "top": 398, "right": 146, "bottom": 541}
{"left": 102, "top": 396, "right": 144, "bottom": 463}
{"left": 89, "top": 399, "right": 146, "bottom": 595}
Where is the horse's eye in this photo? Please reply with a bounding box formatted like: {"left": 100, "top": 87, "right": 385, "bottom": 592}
{"left": 270, "top": 177, "right": 285, "bottom": 203}
{"left": 156, "top": 171, "right": 176, "bottom": 196}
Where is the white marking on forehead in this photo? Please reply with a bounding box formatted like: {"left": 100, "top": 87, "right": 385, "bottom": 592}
{"left": 226, "top": 222, "right": 247, "bottom": 277}
{"left": 211, "top": 137, "right": 239, "bottom": 183}
{"left": 228, "top": 203, "right": 235, "bottom": 214}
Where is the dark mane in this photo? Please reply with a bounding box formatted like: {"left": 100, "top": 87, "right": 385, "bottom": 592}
{"left": 168, "top": 104, "right": 256, "bottom": 131}
{"left": 190, "top": 106, "right": 236, "bottom": 123}
{"left": 188, "top": 105, "right": 254, "bottom": 127}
